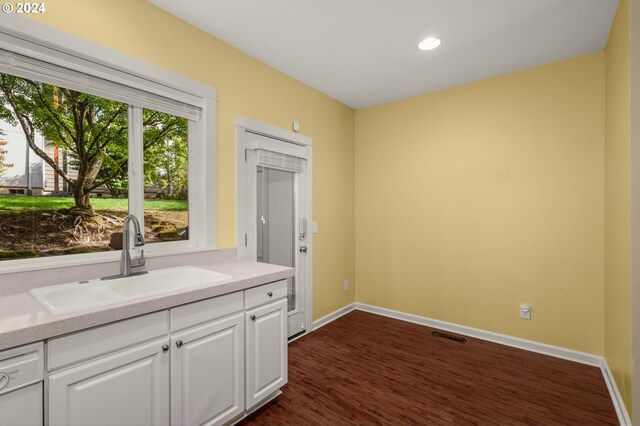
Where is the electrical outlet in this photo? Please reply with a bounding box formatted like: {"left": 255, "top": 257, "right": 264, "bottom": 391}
{"left": 520, "top": 304, "right": 531, "bottom": 320}
{"left": 343, "top": 280, "right": 349, "bottom": 292}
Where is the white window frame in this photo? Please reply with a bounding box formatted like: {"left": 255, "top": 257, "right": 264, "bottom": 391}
{"left": 0, "top": 16, "right": 217, "bottom": 274}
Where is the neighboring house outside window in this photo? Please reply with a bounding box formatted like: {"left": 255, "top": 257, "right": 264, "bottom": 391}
{"left": 0, "top": 117, "right": 46, "bottom": 195}
{"left": 0, "top": 117, "right": 165, "bottom": 199}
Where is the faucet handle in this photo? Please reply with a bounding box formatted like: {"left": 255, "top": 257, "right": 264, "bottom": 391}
{"left": 131, "top": 249, "right": 146, "bottom": 268}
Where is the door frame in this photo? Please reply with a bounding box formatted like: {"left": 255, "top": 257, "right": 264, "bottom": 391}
{"left": 236, "top": 116, "right": 313, "bottom": 336}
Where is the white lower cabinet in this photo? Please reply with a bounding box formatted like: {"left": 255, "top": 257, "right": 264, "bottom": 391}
{"left": 171, "top": 312, "right": 244, "bottom": 426}
{"left": 45, "top": 281, "right": 288, "bottom": 426}
{"left": 245, "top": 298, "right": 288, "bottom": 410}
{"left": 48, "top": 338, "right": 170, "bottom": 426}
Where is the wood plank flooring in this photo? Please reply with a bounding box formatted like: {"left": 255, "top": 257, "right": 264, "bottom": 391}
{"left": 240, "top": 310, "right": 618, "bottom": 425}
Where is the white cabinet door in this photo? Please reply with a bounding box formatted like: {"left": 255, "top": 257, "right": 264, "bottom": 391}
{"left": 48, "top": 339, "right": 170, "bottom": 426}
{"left": 0, "top": 383, "right": 43, "bottom": 426}
{"left": 171, "top": 313, "right": 244, "bottom": 426}
{"left": 245, "top": 298, "right": 288, "bottom": 409}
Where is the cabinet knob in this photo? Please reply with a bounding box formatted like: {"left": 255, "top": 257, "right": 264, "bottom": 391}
{"left": 267, "top": 291, "right": 273, "bottom": 297}
{"left": 176, "top": 340, "right": 183, "bottom": 348}
{"left": 250, "top": 315, "right": 256, "bottom": 321}
{"left": 162, "top": 344, "right": 169, "bottom": 353}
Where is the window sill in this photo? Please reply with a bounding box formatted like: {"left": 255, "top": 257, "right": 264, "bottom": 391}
{"left": 0, "top": 242, "right": 217, "bottom": 275}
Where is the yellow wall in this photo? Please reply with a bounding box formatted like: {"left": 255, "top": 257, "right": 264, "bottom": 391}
{"left": 355, "top": 53, "right": 606, "bottom": 355}
{"left": 604, "top": 0, "right": 633, "bottom": 414}
{"left": 28, "top": 0, "right": 356, "bottom": 319}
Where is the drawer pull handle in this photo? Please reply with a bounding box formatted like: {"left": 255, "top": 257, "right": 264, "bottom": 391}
{"left": 267, "top": 291, "right": 273, "bottom": 297}
{"left": 250, "top": 315, "right": 256, "bottom": 321}
{"left": 162, "top": 344, "right": 169, "bottom": 353}
{"left": 176, "top": 340, "right": 183, "bottom": 348}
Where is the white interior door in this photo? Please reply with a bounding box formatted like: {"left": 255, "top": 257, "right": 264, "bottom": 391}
{"left": 238, "top": 126, "right": 312, "bottom": 339}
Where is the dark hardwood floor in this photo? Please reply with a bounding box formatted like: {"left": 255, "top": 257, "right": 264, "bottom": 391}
{"left": 240, "top": 310, "right": 618, "bottom": 425}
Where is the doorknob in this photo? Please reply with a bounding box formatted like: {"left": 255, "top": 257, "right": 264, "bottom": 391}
{"left": 299, "top": 246, "right": 307, "bottom": 253}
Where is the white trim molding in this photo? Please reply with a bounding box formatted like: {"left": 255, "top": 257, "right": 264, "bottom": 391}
{"left": 312, "top": 303, "right": 356, "bottom": 331}
{"left": 311, "top": 302, "right": 630, "bottom": 425}
{"left": 0, "top": 15, "right": 215, "bottom": 100}
{"left": 355, "top": 303, "right": 602, "bottom": 366}
{"left": 236, "top": 116, "right": 312, "bottom": 147}
{"left": 236, "top": 116, "right": 313, "bottom": 339}
{"left": 602, "top": 359, "right": 633, "bottom": 425}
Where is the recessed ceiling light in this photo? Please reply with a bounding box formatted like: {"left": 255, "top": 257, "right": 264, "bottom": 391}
{"left": 418, "top": 37, "right": 441, "bottom": 51}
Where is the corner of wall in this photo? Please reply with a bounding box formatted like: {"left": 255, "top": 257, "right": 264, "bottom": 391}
{"left": 629, "top": 0, "right": 640, "bottom": 420}
{"left": 604, "top": 0, "right": 633, "bottom": 417}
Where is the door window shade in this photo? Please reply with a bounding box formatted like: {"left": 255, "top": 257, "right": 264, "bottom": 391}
{"left": 255, "top": 149, "right": 305, "bottom": 173}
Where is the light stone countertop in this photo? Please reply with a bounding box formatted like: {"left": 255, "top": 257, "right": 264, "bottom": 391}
{"left": 0, "top": 259, "right": 294, "bottom": 351}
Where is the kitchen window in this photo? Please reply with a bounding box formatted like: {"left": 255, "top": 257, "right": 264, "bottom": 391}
{"left": 0, "top": 22, "right": 216, "bottom": 273}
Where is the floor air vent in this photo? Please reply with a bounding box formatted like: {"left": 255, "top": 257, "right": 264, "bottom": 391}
{"left": 431, "top": 331, "right": 466, "bottom": 343}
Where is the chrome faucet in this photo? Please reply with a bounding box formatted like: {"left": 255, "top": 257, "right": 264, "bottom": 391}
{"left": 101, "top": 214, "right": 148, "bottom": 280}
{"left": 120, "top": 215, "right": 146, "bottom": 277}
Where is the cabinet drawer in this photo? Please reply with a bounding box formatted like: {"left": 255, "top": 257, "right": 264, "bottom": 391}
{"left": 170, "top": 291, "right": 243, "bottom": 332}
{"left": 47, "top": 311, "right": 169, "bottom": 371}
{"left": 0, "top": 342, "right": 43, "bottom": 395}
{"left": 244, "top": 280, "right": 287, "bottom": 310}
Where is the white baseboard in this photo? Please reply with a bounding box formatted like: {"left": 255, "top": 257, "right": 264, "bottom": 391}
{"left": 601, "top": 359, "right": 632, "bottom": 426}
{"left": 312, "top": 303, "right": 355, "bottom": 331}
{"left": 310, "top": 301, "right": 630, "bottom": 425}
{"left": 355, "top": 303, "right": 602, "bottom": 365}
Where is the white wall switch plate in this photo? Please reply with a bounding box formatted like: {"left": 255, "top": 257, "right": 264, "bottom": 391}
{"left": 343, "top": 280, "right": 349, "bottom": 292}
{"left": 520, "top": 304, "right": 531, "bottom": 320}
{"left": 312, "top": 222, "right": 318, "bottom": 233}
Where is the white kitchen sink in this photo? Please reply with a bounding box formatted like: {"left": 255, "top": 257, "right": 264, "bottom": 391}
{"left": 29, "top": 266, "right": 233, "bottom": 315}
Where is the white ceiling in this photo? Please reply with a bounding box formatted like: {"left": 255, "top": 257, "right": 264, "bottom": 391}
{"left": 149, "top": 0, "right": 619, "bottom": 109}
